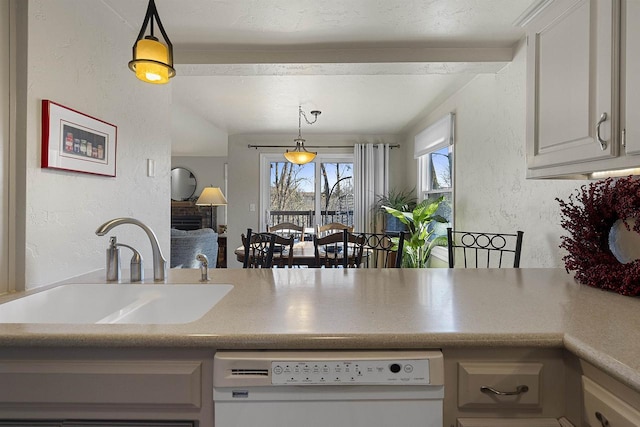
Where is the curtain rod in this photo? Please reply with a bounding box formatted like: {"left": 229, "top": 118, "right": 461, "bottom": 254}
{"left": 247, "top": 144, "right": 400, "bottom": 149}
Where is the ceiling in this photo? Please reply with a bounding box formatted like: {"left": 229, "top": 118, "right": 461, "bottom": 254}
{"left": 104, "top": 0, "right": 535, "bottom": 156}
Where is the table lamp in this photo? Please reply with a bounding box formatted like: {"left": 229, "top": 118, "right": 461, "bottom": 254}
{"left": 196, "top": 187, "right": 227, "bottom": 230}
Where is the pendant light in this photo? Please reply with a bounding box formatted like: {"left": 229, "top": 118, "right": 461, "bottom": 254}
{"left": 128, "top": 0, "right": 175, "bottom": 84}
{"left": 284, "top": 105, "right": 321, "bottom": 165}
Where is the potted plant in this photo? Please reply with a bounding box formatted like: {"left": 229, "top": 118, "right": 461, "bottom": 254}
{"left": 383, "top": 196, "right": 448, "bottom": 268}
{"left": 374, "top": 188, "right": 418, "bottom": 232}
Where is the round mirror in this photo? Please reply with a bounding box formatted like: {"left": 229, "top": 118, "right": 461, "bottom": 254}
{"left": 171, "top": 167, "right": 197, "bottom": 201}
{"left": 609, "top": 218, "right": 640, "bottom": 264}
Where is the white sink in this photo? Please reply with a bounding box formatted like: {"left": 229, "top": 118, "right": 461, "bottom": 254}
{"left": 0, "top": 283, "right": 233, "bottom": 324}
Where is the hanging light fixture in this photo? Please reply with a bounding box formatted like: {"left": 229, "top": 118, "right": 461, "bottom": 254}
{"left": 128, "top": 0, "right": 175, "bottom": 84}
{"left": 284, "top": 105, "right": 321, "bottom": 165}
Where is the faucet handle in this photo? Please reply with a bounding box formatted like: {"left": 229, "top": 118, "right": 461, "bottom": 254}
{"left": 106, "top": 236, "right": 121, "bottom": 282}
{"left": 115, "top": 243, "right": 144, "bottom": 283}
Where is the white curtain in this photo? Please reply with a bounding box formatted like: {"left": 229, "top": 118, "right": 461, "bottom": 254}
{"left": 354, "top": 143, "right": 390, "bottom": 232}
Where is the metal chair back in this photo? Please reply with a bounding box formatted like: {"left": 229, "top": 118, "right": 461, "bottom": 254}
{"left": 313, "top": 229, "right": 364, "bottom": 268}
{"left": 357, "top": 232, "right": 406, "bottom": 268}
{"left": 241, "top": 228, "right": 276, "bottom": 268}
{"left": 447, "top": 228, "right": 523, "bottom": 268}
{"left": 271, "top": 233, "right": 295, "bottom": 268}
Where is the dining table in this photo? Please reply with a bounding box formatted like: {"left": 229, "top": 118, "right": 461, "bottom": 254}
{"left": 234, "top": 240, "right": 364, "bottom": 267}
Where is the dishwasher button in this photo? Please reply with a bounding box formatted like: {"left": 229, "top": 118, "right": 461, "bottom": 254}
{"left": 389, "top": 363, "right": 402, "bottom": 373}
{"left": 404, "top": 364, "right": 414, "bottom": 373}
{"left": 273, "top": 366, "right": 283, "bottom": 375}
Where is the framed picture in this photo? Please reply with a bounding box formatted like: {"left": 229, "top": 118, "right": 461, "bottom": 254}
{"left": 41, "top": 100, "right": 117, "bottom": 177}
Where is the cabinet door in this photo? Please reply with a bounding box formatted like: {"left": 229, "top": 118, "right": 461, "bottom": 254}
{"left": 623, "top": 0, "right": 640, "bottom": 155}
{"left": 526, "top": 0, "right": 619, "bottom": 171}
{"left": 583, "top": 376, "right": 640, "bottom": 427}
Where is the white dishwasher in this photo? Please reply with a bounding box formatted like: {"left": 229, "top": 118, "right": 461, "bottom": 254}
{"left": 213, "top": 350, "right": 444, "bottom": 427}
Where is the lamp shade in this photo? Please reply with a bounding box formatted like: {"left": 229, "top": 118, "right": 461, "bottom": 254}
{"left": 284, "top": 139, "right": 317, "bottom": 165}
{"left": 196, "top": 187, "right": 228, "bottom": 206}
{"left": 130, "top": 37, "right": 174, "bottom": 84}
{"left": 128, "top": 0, "right": 175, "bottom": 85}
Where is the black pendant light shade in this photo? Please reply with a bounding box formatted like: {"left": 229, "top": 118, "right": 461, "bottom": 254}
{"left": 128, "top": 0, "right": 175, "bottom": 84}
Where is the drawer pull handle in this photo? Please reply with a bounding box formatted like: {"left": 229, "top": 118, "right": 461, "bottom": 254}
{"left": 480, "top": 384, "right": 529, "bottom": 396}
{"left": 596, "top": 112, "right": 608, "bottom": 150}
{"left": 595, "top": 411, "right": 610, "bottom": 427}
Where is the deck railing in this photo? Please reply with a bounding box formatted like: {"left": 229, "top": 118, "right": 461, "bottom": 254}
{"left": 269, "top": 210, "right": 354, "bottom": 230}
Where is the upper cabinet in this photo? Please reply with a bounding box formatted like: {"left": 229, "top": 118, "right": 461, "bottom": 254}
{"left": 622, "top": 0, "right": 640, "bottom": 156}
{"left": 525, "top": 0, "right": 640, "bottom": 178}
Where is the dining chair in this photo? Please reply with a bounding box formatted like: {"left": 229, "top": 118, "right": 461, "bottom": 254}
{"left": 268, "top": 222, "right": 305, "bottom": 241}
{"left": 271, "top": 233, "right": 295, "bottom": 268}
{"left": 316, "top": 222, "right": 354, "bottom": 238}
{"left": 313, "top": 229, "right": 364, "bottom": 268}
{"left": 241, "top": 228, "right": 277, "bottom": 268}
{"left": 356, "top": 232, "right": 406, "bottom": 268}
{"left": 446, "top": 227, "right": 524, "bottom": 268}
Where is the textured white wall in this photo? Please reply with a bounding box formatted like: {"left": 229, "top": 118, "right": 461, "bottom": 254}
{"left": 405, "top": 40, "right": 579, "bottom": 268}
{"left": 21, "top": 0, "right": 171, "bottom": 288}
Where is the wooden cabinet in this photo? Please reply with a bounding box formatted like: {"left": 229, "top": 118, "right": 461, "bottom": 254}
{"left": 525, "top": 0, "right": 640, "bottom": 178}
{"left": 0, "top": 348, "right": 213, "bottom": 425}
{"left": 443, "top": 348, "right": 569, "bottom": 427}
{"left": 622, "top": 0, "right": 640, "bottom": 156}
{"left": 580, "top": 360, "right": 640, "bottom": 427}
{"left": 457, "top": 362, "right": 543, "bottom": 409}
{"left": 525, "top": 0, "right": 620, "bottom": 178}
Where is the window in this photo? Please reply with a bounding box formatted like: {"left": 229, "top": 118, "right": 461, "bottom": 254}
{"left": 415, "top": 113, "right": 454, "bottom": 233}
{"left": 260, "top": 154, "right": 354, "bottom": 233}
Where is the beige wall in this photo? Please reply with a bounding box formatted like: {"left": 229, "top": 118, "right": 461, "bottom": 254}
{"left": 226, "top": 133, "right": 405, "bottom": 267}
{"left": 16, "top": 0, "right": 171, "bottom": 289}
{"left": 404, "top": 40, "right": 579, "bottom": 268}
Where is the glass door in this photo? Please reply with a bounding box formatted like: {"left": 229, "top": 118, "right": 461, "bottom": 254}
{"left": 261, "top": 154, "right": 353, "bottom": 235}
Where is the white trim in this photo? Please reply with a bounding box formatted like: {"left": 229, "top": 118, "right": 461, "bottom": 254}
{"left": 513, "top": 0, "right": 555, "bottom": 27}
{"left": 414, "top": 113, "right": 454, "bottom": 158}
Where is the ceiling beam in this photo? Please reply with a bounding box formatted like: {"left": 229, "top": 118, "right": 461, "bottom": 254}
{"left": 175, "top": 46, "right": 515, "bottom": 65}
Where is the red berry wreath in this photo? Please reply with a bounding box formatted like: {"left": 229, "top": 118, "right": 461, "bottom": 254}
{"left": 557, "top": 176, "right": 640, "bottom": 296}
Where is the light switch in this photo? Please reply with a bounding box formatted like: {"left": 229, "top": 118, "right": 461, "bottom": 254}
{"left": 147, "top": 159, "right": 155, "bottom": 177}
{"left": 249, "top": 203, "right": 256, "bottom": 212}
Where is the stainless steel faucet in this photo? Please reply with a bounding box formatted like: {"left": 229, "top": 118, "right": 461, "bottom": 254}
{"left": 96, "top": 218, "right": 167, "bottom": 282}
{"left": 196, "top": 253, "right": 210, "bottom": 282}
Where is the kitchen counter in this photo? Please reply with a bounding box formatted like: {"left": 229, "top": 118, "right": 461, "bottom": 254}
{"left": 0, "top": 268, "right": 639, "bottom": 392}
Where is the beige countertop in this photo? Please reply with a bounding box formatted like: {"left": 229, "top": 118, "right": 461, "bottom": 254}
{"left": 0, "top": 268, "right": 639, "bottom": 392}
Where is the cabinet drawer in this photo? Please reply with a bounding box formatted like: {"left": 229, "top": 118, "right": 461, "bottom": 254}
{"left": 457, "top": 418, "right": 563, "bottom": 427}
{"left": 458, "top": 362, "right": 542, "bottom": 408}
{"left": 0, "top": 359, "right": 202, "bottom": 408}
{"left": 583, "top": 376, "right": 640, "bottom": 427}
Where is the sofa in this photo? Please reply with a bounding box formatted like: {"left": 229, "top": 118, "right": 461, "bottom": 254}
{"left": 170, "top": 228, "right": 218, "bottom": 268}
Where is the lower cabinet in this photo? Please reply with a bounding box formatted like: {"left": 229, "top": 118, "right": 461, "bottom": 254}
{"left": 580, "top": 360, "right": 640, "bottom": 427}
{"left": 0, "top": 348, "right": 214, "bottom": 427}
{"left": 443, "top": 348, "right": 572, "bottom": 427}
{"left": 0, "top": 423, "right": 193, "bottom": 427}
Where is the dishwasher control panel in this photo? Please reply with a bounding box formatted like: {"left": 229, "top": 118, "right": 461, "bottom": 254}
{"left": 271, "top": 358, "right": 430, "bottom": 385}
